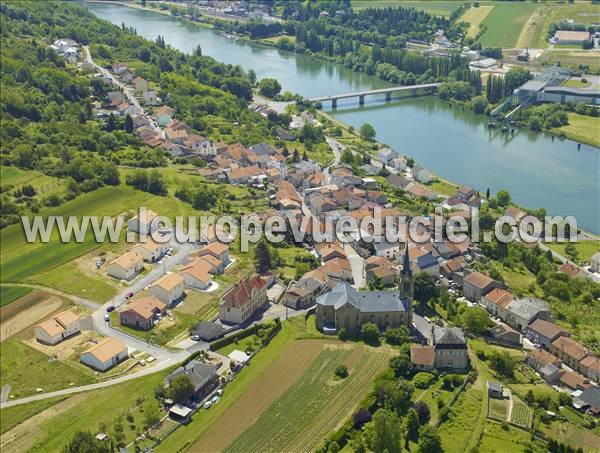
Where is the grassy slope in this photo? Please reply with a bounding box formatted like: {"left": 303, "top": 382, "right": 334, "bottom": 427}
{"left": 0, "top": 396, "right": 67, "bottom": 435}
{"left": 459, "top": 5, "right": 494, "bottom": 39}
{"left": 552, "top": 113, "right": 600, "bottom": 149}
{"left": 0, "top": 340, "right": 94, "bottom": 398}
{"left": 479, "top": 3, "right": 539, "bottom": 48}
{"left": 25, "top": 370, "right": 169, "bottom": 452}
{"left": 545, "top": 238, "right": 600, "bottom": 263}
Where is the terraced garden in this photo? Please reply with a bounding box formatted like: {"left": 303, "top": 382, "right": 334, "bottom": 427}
{"left": 509, "top": 397, "right": 533, "bottom": 429}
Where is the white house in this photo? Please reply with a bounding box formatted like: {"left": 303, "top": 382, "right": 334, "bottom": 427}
{"left": 412, "top": 164, "right": 433, "bottom": 183}
{"left": 132, "top": 239, "right": 168, "bottom": 262}
{"left": 185, "top": 134, "right": 216, "bottom": 157}
{"left": 80, "top": 337, "right": 128, "bottom": 371}
{"left": 219, "top": 275, "right": 268, "bottom": 325}
{"left": 149, "top": 272, "right": 185, "bottom": 306}
{"left": 378, "top": 147, "right": 398, "bottom": 165}
{"left": 142, "top": 90, "right": 159, "bottom": 106}
{"left": 128, "top": 209, "right": 160, "bottom": 236}
{"left": 181, "top": 261, "right": 213, "bottom": 291}
{"left": 35, "top": 310, "right": 80, "bottom": 345}
{"left": 107, "top": 251, "right": 144, "bottom": 281}
{"left": 591, "top": 252, "right": 600, "bottom": 273}
{"left": 389, "top": 156, "right": 407, "bottom": 171}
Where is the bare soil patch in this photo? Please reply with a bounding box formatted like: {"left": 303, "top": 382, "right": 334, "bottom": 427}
{"left": 0, "top": 295, "right": 64, "bottom": 342}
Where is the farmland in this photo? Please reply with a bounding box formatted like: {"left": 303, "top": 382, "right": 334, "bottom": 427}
{"left": 223, "top": 344, "right": 391, "bottom": 453}
{"left": 459, "top": 5, "right": 493, "bottom": 39}
{"left": 351, "top": 0, "right": 465, "bottom": 16}
{"left": 0, "top": 286, "right": 32, "bottom": 308}
{"left": 479, "top": 3, "right": 539, "bottom": 48}
{"left": 156, "top": 319, "right": 391, "bottom": 452}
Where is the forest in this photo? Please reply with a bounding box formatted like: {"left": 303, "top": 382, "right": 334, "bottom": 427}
{"left": 0, "top": 1, "right": 279, "bottom": 227}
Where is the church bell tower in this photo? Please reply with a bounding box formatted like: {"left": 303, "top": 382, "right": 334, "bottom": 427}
{"left": 399, "top": 241, "right": 413, "bottom": 327}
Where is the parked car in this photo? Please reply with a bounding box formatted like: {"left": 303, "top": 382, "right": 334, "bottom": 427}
{"left": 104, "top": 313, "right": 110, "bottom": 322}
{"left": 126, "top": 292, "right": 134, "bottom": 299}
{"left": 211, "top": 395, "right": 220, "bottom": 404}
{"left": 191, "top": 335, "right": 201, "bottom": 341}
{"left": 203, "top": 401, "right": 212, "bottom": 409}
{"left": 106, "top": 306, "right": 115, "bottom": 313}
{"left": 216, "top": 389, "right": 224, "bottom": 397}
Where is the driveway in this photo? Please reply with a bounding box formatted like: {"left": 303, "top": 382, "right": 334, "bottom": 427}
{"left": 343, "top": 242, "right": 366, "bottom": 288}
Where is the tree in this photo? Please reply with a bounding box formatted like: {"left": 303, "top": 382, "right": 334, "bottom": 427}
{"left": 62, "top": 431, "right": 111, "bottom": 453}
{"left": 496, "top": 190, "right": 511, "bottom": 207}
{"left": 489, "top": 352, "right": 517, "bottom": 378}
{"left": 359, "top": 123, "right": 376, "bottom": 141}
{"left": 461, "top": 306, "right": 492, "bottom": 335}
{"left": 255, "top": 240, "right": 272, "bottom": 273}
{"left": 166, "top": 375, "right": 195, "bottom": 404}
{"left": 360, "top": 322, "right": 380, "bottom": 345}
{"left": 258, "top": 78, "right": 282, "bottom": 98}
{"left": 389, "top": 353, "right": 412, "bottom": 379}
{"left": 143, "top": 400, "right": 161, "bottom": 430}
{"left": 472, "top": 95, "right": 489, "bottom": 114}
{"left": 413, "top": 401, "right": 431, "bottom": 425}
{"left": 405, "top": 408, "right": 420, "bottom": 442}
{"left": 414, "top": 273, "right": 437, "bottom": 306}
{"left": 112, "top": 416, "right": 126, "bottom": 448}
{"left": 124, "top": 114, "right": 134, "bottom": 133}
{"left": 193, "top": 44, "right": 202, "bottom": 56}
{"left": 384, "top": 326, "right": 410, "bottom": 345}
{"left": 147, "top": 170, "right": 168, "bottom": 195}
{"left": 105, "top": 113, "right": 116, "bottom": 131}
{"left": 335, "top": 364, "right": 348, "bottom": 378}
{"left": 353, "top": 407, "right": 372, "bottom": 429}
{"left": 417, "top": 425, "right": 442, "bottom": 453}
{"left": 371, "top": 409, "right": 402, "bottom": 453}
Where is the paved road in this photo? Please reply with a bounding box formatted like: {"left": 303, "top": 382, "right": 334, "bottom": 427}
{"left": 343, "top": 242, "right": 366, "bottom": 289}
{"left": 0, "top": 358, "right": 178, "bottom": 409}
{"left": 83, "top": 46, "right": 162, "bottom": 135}
{"left": 1, "top": 385, "right": 11, "bottom": 404}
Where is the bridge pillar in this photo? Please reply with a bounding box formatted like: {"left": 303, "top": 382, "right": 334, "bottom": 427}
{"left": 332, "top": 99, "right": 337, "bottom": 109}
{"left": 386, "top": 92, "right": 392, "bottom": 102}
{"left": 359, "top": 95, "right": 365, "bottom": 106}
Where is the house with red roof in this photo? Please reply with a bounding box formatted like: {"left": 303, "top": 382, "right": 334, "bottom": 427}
{"left": 219, "top": 275, "right": 268, "bottom": 324}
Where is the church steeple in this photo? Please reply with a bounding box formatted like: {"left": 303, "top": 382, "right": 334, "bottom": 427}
{"left": 399, "top": 241, "right": 413, "bottom": 328}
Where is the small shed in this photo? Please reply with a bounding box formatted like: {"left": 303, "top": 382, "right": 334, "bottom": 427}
{"left": 487, "top": 381, "right": 503, "bottom": 398}
{"left": 169, "top": 404, "right": 193, "bottom": 423}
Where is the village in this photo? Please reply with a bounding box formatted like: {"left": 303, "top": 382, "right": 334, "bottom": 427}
{"left": 6, "top": 37, "right": 591, "bottom": 443}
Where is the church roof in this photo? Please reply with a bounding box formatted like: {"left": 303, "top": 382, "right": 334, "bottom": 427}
{"left": 316, "top": 282, "right": 407, "bottom": 313}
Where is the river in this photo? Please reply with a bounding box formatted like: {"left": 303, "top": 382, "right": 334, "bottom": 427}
{"left": 85, "top": 2, "right": 599, "bottom": 234}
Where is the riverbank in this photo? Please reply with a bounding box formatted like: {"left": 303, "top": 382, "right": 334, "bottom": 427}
{"left": 85, "top": 1, "right": 600, "bottom": 235}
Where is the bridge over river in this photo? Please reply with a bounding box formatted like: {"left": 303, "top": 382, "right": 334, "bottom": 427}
{"left": 309, "top": 83, "right": 441, "bottom": 108}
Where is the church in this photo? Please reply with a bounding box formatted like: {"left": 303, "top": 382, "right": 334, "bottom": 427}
{"left": 315, "top": 243, "right": 414, "bottom": 335}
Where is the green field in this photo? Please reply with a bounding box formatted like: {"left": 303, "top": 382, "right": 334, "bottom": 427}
{"left": 488, "top": 397, "right": 508, "bottom": 421}
{"left": 478, "top": 419, "right": 542, "bottom": 453}
{"left": 0, "top": 396, "right": 67, "bottom": 435}
{"left": 539, "top": 49, "right": 600, "bottom": 72}
{"left": 0, "top": 340, "right": 94, "bottom": 398}
{"left": 351, "top": 0, "right": 465, "bottom": 16}
{"left": 479, "top": 3, "right": 539, "bottom": 48}
{"left": 0, "top": 285, "right": 33, "bottom": 308}
{"left": 509, "top": 396, "right": 533, "bottom": 429}
{"left": 17, "top": 368, "right": 169, "bottom": 452}
{"left": 552, "top": 113, "right": 600, "bottom": 150}
{"left": 0, "top": 166, "right": 66, "bottom": 197}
